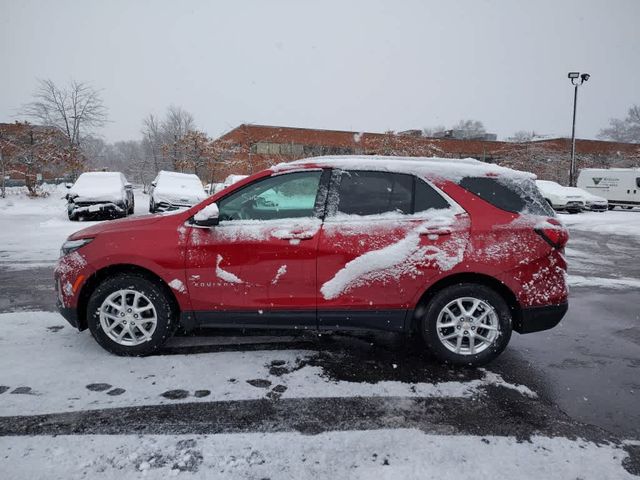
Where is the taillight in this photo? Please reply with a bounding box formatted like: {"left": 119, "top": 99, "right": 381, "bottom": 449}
{"left": 535, "top": 219, "right": 568, "bottom": 249}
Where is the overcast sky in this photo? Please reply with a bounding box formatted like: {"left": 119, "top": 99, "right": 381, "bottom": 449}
{"left": 1, "top": 0, "right": 639, "bottom": 142}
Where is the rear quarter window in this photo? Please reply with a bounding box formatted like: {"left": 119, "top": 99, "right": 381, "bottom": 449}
{"left": 459, "top": 176, "right": 555, "bottom": 216}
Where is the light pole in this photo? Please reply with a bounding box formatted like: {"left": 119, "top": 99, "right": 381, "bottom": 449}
{"left": 567, "top": 72, "right": 590, "bottom": 186}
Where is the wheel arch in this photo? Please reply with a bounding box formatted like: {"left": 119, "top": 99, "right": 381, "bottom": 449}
{"left": 76, "top": 263, "right": 181, "bottom": 331}
{"left": 410, "top": 272, "right": 522, "bottom": 333}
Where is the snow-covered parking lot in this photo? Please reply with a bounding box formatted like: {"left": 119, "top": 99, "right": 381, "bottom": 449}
{"left": 1, "top": 186, "right": 639, "bottom": 478}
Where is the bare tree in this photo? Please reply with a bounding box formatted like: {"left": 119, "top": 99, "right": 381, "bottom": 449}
{"left": 422, "top": 125, "right": 446, "bottom": 137}
{"left": 452, "top": 119, "right": 486, "bottom": 139}
{"left": 507, "top": 130, "right": 536, "bottom": 142}
{"left": 22, "top": 79, "right": 107, "bottom": 176}
{"left": 423, "top": 120, "right": 487, "bottom": 139}
{"left": 599, "top": 105, "right": 640, "bottom": 143}
{"left": 141, "top": 114, "right": 163, "bottom": 173}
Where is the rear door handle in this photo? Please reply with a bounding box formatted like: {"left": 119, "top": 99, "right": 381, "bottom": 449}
{"left": 419, "top": 228, "right": 452, "bottom": 236}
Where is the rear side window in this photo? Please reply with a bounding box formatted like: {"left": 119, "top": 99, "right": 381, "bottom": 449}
{"left": 335, "top": 171, "right": 413, "bottom": 215}
{"left": 330, "top": 170, "right": 451, "bottom": 216}
{"left": 459, "top": 176, "right": 555, "bottom": 216}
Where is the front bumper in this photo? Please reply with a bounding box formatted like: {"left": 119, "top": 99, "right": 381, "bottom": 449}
{"left": 586, "top": 203, "right": 608, "bottom": 212}
{"left": 154, "top": 201, "right": 193, "bottom": 212}
{"left": 57, "top": 300, "right": 81, "bottom": 329}
{"left": 69, "top": 201, "right": 124, "bottom": 216}
{"left": 563, "top": 201, "right": 584, "bottom": 212}
{"left": 515, "top": 302, "right": 568, "bottom": 334}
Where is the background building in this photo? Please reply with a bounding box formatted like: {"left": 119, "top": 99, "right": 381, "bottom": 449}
{"left": 208, "top": 124, "right": 640, "bottom": 185}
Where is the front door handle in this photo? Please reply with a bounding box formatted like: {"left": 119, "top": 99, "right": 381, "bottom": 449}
{"left": 273, "top": 230, "right": 315, "bottom": 240}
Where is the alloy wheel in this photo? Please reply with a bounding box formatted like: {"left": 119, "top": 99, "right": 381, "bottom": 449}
{"left": 435, "top": 297, "right": 499, "bottom": 355}
{"left": 99, "top": 289, "right": 158, "bottom": 346}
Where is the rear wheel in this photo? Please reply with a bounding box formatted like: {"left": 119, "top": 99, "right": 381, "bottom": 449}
{"left": 87, "top": 273, "right": 176, "bottom": 356}
{"left": 419, "top": 284, "right": 512, "bottom": 366}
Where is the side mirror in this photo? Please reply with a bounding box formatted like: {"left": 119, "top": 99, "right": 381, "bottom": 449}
{"left": 65, "top": 183, "right": 72, "bottom": 189}
{"left": 151, "top": 181, "right": 157, "bottom": 187}
{"left": 193, "top": 203, "right": 219, "bottom": 227}
{"left": 124, "top": 183, "right": 133, "bottom": 190}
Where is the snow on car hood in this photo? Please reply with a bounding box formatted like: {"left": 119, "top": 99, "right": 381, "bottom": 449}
{"left": 68, "top": 172, "right": 125, "bottom": 203}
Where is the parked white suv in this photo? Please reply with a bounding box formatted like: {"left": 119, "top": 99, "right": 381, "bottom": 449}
{"left": 149, "top": 171, "right": 207, "bottom": 213}
{"left": 535, "top": 180, "right": 585, "bottom": 213}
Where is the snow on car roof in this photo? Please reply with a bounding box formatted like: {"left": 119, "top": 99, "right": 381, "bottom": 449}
{"left": 272, "top": 155, "right": 535, "bottom": 181}
{"left": 536, "top": 180, "right": 569, "bottom": 193}
{"left": 157, "top": 170, "right": 201, "bottom": 180}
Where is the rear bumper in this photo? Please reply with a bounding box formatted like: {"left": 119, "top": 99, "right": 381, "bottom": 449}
{"left": 515, "top": 302, "right": 568, "bottom": 334}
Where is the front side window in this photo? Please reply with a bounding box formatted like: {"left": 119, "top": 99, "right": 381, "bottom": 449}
{"left": 217, "top": 170, "right": 323, "bottom": 221}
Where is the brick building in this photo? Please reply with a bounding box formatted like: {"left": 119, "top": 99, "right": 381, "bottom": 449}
{"left": 209, "top": 124, "right": 640, "bottom": 185}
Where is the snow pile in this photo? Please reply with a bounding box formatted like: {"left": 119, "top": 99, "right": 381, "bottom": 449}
{"left": 1, "top": 431, "right": 636, "bottom": 479}
{"left": 321, "top": 212, "right": 466, "bottom": 300}
{"left": 0, "top": 311, "right": 542, "bottom": 416}
{"left": 273, "top": 155, "right": 535, "bottom": 182}
{"left": 216, "top": 255, "right": 243, "bottom": 284}
{"left": 560, "top": 211, "right": 640, "bottom": 237}
{"left": 567, "top": 275, "right": 640, "bottom": 289}
{"left": 0, "top": 188, "right": 148, "bottom": 270}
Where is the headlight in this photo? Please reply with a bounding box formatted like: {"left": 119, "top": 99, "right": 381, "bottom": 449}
{"left": 60, "top": 238, "right": 94, "bottom": 256}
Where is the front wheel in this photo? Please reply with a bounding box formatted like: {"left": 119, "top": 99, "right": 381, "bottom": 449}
{"left": 419, "top": 284, "right": 512, "bottom": 367}
{"left": 87, "top": 273, "right": 176, "bottom": 356}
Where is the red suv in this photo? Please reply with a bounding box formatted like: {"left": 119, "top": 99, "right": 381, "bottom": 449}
{"left": 55, "top": 156, "right": 568, "bottom": 366}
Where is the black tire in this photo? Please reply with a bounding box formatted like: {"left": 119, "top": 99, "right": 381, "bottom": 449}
{"left": 128, "top": 200, "right": 135, "bottom": 215}
{"left": 87, "top": 273, "right": 176, "bottom": 356}
{"left": 149, "top": 199, "right": 155, "bottom": 214}
{"left": 419, "top": 283, "right": 512, "bottom": 367}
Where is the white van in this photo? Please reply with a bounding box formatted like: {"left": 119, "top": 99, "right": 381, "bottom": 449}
{"left": 577, "top": 168, "right": 640, "bottom": 209}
